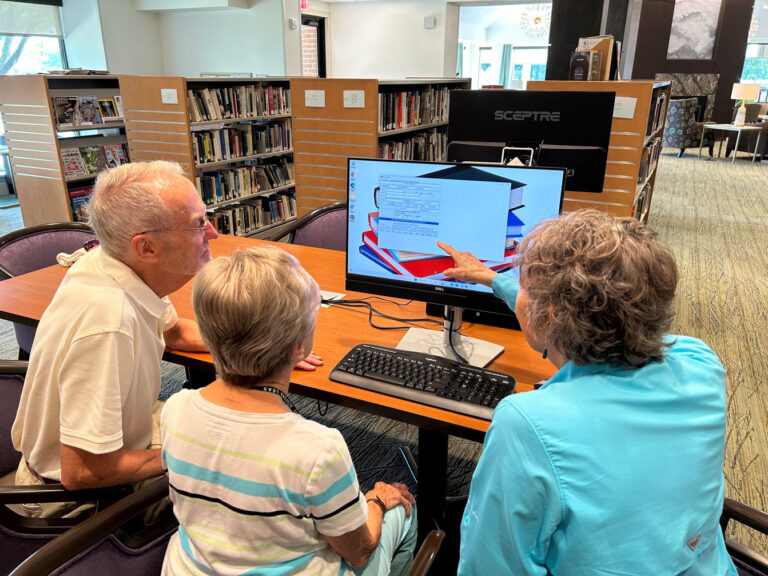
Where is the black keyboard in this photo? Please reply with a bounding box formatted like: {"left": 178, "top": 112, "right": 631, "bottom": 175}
{"left": 329, "top": 344, "right": 515, "bottom": 421}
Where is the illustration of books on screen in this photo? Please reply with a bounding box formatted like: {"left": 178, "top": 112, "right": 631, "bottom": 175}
{"left": 360, "top": 165, "right": 525, "bottom": 280}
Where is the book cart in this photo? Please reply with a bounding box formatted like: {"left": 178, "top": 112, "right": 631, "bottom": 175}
{"left": 0, "top": 74, "right": 129, "bottom": 226}
{"left": 528, "top": 80, "right": 671, "bottom": 222}
{"left": 118, "top": 75, "right": 297, "bottom": 238}
{"left": 289, "top": 77, "right": 470, "bottom": 217}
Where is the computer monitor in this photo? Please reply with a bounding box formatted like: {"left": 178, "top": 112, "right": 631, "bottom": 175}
{"left": 447, "top": 89, "right": 616, "bottom": 193}
{"left": 346, "top": 157, "right": 565, "bottom": 366}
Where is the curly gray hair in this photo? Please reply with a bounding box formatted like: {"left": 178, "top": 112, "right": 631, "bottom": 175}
{"left": 516, "top": 210, "right": 678, "bottom": 367}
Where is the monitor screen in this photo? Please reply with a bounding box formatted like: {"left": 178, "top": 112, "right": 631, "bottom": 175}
{"left": 346, "top": 158, "right": 566, "bottom": 316}
{"left": 447, "top": 89, "right": 615, "bottom": 193}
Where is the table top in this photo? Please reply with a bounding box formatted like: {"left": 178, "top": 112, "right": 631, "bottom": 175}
{"left": 0, "top": 235, "right": 556, "bottom": 440}
{"left": 706, "top": 123, "right": 763, "bottom": 132}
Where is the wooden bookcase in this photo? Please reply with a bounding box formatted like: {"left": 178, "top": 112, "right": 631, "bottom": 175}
{"left": 0, "top": 74, "right": 128, "bottom": 226}
{"left": 118, "top": 75, "right": 297, "bottom": 238}
{"left": 528, "top": 80, "right": 671, "bottom": 222}
{"left": 290, "top": 77, "right": 470, "bottom": 217}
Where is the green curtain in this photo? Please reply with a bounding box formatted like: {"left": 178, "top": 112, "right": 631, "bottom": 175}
{"left": 499, "top": 45, "right": 512, "bottom": 87}
{"left": 457, "top": 42, "right": 464, "bottom": 77}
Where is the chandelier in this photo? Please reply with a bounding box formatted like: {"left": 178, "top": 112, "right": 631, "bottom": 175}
{"left": 520, "top": 4, "right": 552, "bottom": 40}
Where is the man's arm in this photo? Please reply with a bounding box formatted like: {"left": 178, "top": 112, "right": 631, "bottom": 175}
{"left": 163, "top": 317, "right": 207, "bottom": 352}
{"left": 59, "top": 444, "right": 164, "bottom": 490}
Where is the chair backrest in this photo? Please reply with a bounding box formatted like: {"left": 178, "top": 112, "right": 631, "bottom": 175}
{"left": 0, "top": 223, "right": 96, "bottom": 279}
{"left": 0, "top": 362, "right": 26, "bottom": 478}
{"left": 720, "top": 498, "right": 768, "bottom": 575}
{"left": 292, "top": 202, "right": 348, "bottom": 251}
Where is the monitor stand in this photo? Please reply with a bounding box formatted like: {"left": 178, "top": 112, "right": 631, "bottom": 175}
{"left": 396, "top": 306, "right": 504, "bottom": 368}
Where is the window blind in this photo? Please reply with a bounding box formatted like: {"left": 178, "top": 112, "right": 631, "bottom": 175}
{"left": 0, "top": 1, "right": 63, "bottom": 37}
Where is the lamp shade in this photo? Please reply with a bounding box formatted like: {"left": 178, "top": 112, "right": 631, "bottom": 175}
{"left": 731, "top": 83, "right": 761, "bottom": 101}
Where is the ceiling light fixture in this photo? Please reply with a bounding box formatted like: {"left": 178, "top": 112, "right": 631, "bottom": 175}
{"left": 520, "top": 4, "right": 552, "bottom": 40}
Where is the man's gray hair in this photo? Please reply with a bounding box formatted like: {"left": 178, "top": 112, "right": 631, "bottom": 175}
{"left": 89, "top": 161, "right": 185, "bottom": 259}
{"left": 193, "top": 246, "right": 319, "bottom": 386}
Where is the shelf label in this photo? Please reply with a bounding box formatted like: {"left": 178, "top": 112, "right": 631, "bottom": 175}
{"left": 305, "top": 90, "right": 326, "bottom": 108}
{"left": 343, "top": 90, "right": 365, "bottom": 108}
{"left": 161, "top": 89, "right": 178, "bottom": 105}
{"left": 613, "top": 97, "right": 636, "bottom": 119}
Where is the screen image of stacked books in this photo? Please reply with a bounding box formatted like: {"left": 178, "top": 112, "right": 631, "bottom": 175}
{"left": 52, "top": 95, "right": 124, "bottom": 129}
{"left": 60, "top": 144, "right": 130, "bottom": 177}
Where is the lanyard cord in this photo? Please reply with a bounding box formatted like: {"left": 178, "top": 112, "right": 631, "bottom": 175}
{"left": 249, "top": 385, "right": 298, "bottom": 414}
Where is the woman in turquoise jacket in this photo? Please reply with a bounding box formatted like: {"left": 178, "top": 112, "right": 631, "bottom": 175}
{"left": 440, "top": 210, "right": 736, "bottom": 575}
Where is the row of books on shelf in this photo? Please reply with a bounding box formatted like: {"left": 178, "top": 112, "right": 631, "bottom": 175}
{"left": 69, "top": 186, "right": 93, "bottom": 222}
{"left": 187, "top": 85, "right": 290, "bottom": 122}
{"left": 195, "top": 160, "right": 295, "bottom": 206}
{"left": 377, "top": 87, "right": 452, "bottom": 132}
{"left": 646, "top": 90, "right": 668, "bottom": 137}
{"left": 192, "top": 121, "right": 292, "bottom": 164}
{"left": 634, "top": 182, "right": 651, "bottom": 220}
{"left": 61, "top": 143, "right": 130, "bottom": 177}
{"left": 638, "top": 138, "right": 662, "bottom": 184}
{"left": 208, "top": 191, "right": 296, "bottom": 237}
{"left": 52, "top": 95, "right": 123, "bottom": 129}
{"left": 378, "top": 130, "right": 447, "bottom": 162}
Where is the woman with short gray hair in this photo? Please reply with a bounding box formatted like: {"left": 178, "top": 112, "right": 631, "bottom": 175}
{"left": 440, "top": 210, "right": 736, "bottom": 574}
{"left": 160, "top": 245, "right": 418, "bottom": 576}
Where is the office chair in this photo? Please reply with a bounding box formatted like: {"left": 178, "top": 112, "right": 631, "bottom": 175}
{"left": 265, "top": 201, "right": 347, "bottom": 250}
{"left": 721, "top": 497, "right": 768, "bottom": 574}
{"left": 0, "top": 360, "right": 131, "bottom": 575}
{"left": 0, "top": 222, "right": 97, "bottom": 360}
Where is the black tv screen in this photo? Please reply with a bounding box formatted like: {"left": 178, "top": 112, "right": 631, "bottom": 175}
{"left": 447, "top": 89, "right": 615, "bottom": 193}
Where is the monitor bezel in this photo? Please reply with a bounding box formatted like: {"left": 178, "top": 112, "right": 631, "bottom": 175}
{"left": 344, "top": 157, "right": 566, "bottom": 315}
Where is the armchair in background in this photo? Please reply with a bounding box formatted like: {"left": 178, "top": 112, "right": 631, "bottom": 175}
{"left": 0, "top": 222, "right": 96, "bottom": 360}
{"left": 264, "top": 201, "right": 347, "bottom": 251}
{"left": 726, "top": 103, "right": 768, "bottom": 161}
{"left": 662, "top": 98, "right": 716, "bottom": 158}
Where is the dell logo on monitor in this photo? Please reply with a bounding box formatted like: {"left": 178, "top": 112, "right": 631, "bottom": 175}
{"left": 434, "top": 286, "right": 444, "bottom": 292}
{"left": 494, "top": 110, "right": 561, "bottom": 122}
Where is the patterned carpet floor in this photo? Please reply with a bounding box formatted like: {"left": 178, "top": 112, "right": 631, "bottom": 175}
{"left": 1, "top": 149, "right": 767, "bottom": 551}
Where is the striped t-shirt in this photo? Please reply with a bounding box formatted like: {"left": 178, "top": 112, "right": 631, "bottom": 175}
{"left": 160, "top": 389, "right": 367, "bottom": 576}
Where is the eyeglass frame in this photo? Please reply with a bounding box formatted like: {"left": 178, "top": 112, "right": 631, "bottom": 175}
{"left": 135, "top": 221, "right": 213, "bottom": 237}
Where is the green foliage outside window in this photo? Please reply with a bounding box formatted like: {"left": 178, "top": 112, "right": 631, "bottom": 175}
{"left": 741, "top": 58, "right": 768, "bottom": 83}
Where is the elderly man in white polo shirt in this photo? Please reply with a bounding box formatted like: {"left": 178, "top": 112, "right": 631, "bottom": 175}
{"left": 11, "top": 161, "right": 321, "bottom": 518}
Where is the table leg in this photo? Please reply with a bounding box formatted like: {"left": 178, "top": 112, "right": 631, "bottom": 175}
{"left": 718, "top": 135, "right": 724, "bottom": 159}
{"left": 733, "top": 130, "right": 742, "bottom": 164}
{"left": 753, "top": 132, "right": 761, "bottom": 163}
{"left": 699, "top": 126, "right": 706, "bottom": 158}
{"left": 417, "top": 428, "right": 448, "bottom": 542}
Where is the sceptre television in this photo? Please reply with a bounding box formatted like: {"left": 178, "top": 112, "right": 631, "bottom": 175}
{"left": 447, "top": 89, "right": 616, "bottom": 193}
{"left": 346, "top": 158, "right": 565, "bottom": 365}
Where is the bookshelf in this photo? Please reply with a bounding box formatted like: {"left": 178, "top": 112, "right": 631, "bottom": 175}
{"left": 0, "top": 74, "right": 128, "bottom": 226}
{"left": 290, "top": 77, "right": 470, "bottom": 216}
{"left": 118, "top": 75, "right": 297, "bottom": 238}
{"left": 528, "top": 80, "right": 671, "bottom": 222}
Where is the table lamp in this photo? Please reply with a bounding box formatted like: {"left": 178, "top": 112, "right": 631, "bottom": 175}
{"left": 731, "top": 83, "right": 761, "bottom": 125}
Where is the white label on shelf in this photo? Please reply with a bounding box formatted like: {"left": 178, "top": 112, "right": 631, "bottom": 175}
{"left": 161, "top": 89, "right": 178, "bottom": 105}
{"left": 305, "top": 90, "right": 326, "bottom": 108}
{"left": 343, "top": 90, "right": 365, "bottom": 108}
{"left": 613, "top": 97, "right": 637, "bottom": 119}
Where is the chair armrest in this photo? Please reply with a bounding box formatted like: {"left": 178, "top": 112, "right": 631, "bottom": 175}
{"left": 0, "top": 360, "right": 29, "bottom": 374}
{"left": 10, "top": 477, "right": 170, "bottom": 576}
{"left": 407, "top": 529, "right": 446, "bottom": 576}
{"left": 722, "top": 497, "right": 768, "bottom": 534}
{"left": 0, "top": 483, "right": 132, "bottom": 505}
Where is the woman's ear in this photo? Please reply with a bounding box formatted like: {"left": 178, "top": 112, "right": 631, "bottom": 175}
{"left": 293, "top": 340, "right": 306, "bottom": 361}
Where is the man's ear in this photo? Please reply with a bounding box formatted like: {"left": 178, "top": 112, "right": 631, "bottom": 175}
{"left": 130, "top": 234, "right": 160, "bottom": 263}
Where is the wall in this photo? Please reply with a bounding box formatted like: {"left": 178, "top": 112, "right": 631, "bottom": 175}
{"left": 61, "top": 0, "right": 108, "bottom": 71}
{"left": 156, "top": 2, "right": 287, "bottom": 77}
{"left": 96, "top": 0, "right": 163, "bottom": 75}
{"left": 630, "top": 0, "right": 754, "bottom": 123}
{"left": 328, "top": 0, "right": 449, "bottom": 78}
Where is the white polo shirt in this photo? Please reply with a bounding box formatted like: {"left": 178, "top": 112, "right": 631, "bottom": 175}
{"left": 11, "top": 247, "right": 178, "bottom": 480}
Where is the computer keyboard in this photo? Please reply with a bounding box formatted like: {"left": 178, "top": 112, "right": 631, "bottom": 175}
{"left": 329, "top": 344, "right": 515, "bottom": 421}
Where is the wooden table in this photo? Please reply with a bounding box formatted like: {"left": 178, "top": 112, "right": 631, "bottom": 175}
{"left": 699, "top": 123, "right": 763, "bottom": 163}
{"left": 0, "top": 235, "right": 555, "bottom": 538}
